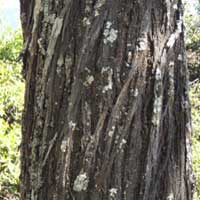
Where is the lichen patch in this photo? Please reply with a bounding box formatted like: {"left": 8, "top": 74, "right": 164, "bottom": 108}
{"left": 103, "top": 22, "right": 118, "bottom": 45}
{"left": 69, "top": 121, "right": 76, "bottom": 131}
{"left": 178, "top": 54, "right": 183, "bottom": 61}
{"left": 73, "top": 173, "right": 89, "bottom": 192}
{"left": 109, "top": 188, "right": 118, "bottom": 199}
{"left": 61, "top": 139, "right": 68, "bottom": 153}
{"left": 102, "top": 69, "right": 113, "bottom": 93}
{"left": 84, "top": 75, "right": 94, "bottom": 86}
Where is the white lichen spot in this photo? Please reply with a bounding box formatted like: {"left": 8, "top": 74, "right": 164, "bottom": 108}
{"left": 134, "top": 88, "right": 139, "bottom": 97}
{"left": 166, "top": 0, "right": 171, "bottom": 27}
{"left": 48, "top": 14, "right": 56, "bottom": 24}
{"left": 155, "top": 68, "right": 162, "bottom": 80}
{"left": 65, "top": 57, "right": 73, "bottom": 67}
{"left": 176, "top": 18, "right": 183, "bottom": 33}
{"left": 184, "top": 100, "right": 190, "bottom": 109}
{"left": 73, "top": 173, "right": 89, "bottom": 192}
{"left": 103, "top": 22, "right": 118, "bottom": 45}
{"left": 102, "top": 69, "right": 113, "bottom": 93}
{"left": 84, "top": 75, "right": 94, "bottom": 86}
{"left": 153, "top": 97, "right": 162, "bottom": 113}
{"left": 167, "top": 16, "right": 183, "bottom": 48}
{"left": 137, "top": 35, "right": 148, "bottom": 51}
{"left": 169, "top": 61, "right": 175, "bottom": 66}
{"left": 178, "top": 54, "right": 183, "bottom": 61}
{"left": 94, "top": 0, "right": 106, "bottom": 9}
{"left": 85, "top": 67, "right": 91, "bottom": 72}
{"left": 173, "top": 4, "right": 178, "bottom": 10}
{"left": 101, "top": 66, "right": 110, "bottom": 74}
{"left": 106, "top": 21, "right": 112, "bottom": 29}
{"left": 57, "top": 55, "right": 64, "bottom": 75}
{"left": 119, "top": 139, "right": 127, "bottom": 149}
{"left": 86, "top": 19, "right": 91, "bottom": 26}
{"left": 61, "top": 139, "right": 68, "bottom": 152}
{"left": 37, "top": 38, "right": 46, "bottom": 55}
{"left": 168, "top": 66, "right": 174, "bottom": 95}
{"left": 108, "top": 126, "right": 115, "bottom": 137}
{"left": 69, "top": 121, "right": 76, "bottom": 131}
{"left": 56, "top": 67, "right": 61, "bottom": 76}
{"left": 167, "top": 33, "right": 176, "bottom": 48}
{"left": 167, "top": 193, "right": 174, "bottom": 200}
{"left": 85, "top": 5, "right": 91, "bottom": 13}
{"left": 109, "top": 188, "right": 118, "bottom": 198}
{"left": 95, "top": 10, "right": 99, "bottom": 17}
{"left": 152, "top": 96, "right": 162, "bottom": 126}
{"left": 105, "top": 29, "right": 118, "bottom": 44}
{"left": 186, "top": 122, "right": 192, "bottom": 133}
{"left": 57, "top": 55, "right": 64, "bottom": 67}
{"left": 83, "top": 17, "right": 91, "bottom": 26}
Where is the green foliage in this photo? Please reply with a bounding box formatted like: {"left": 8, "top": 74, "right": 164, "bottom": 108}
{"left": 0, "top": 27, "right": 23, "bottom": 199}
{"left": 190, "top": 82, "right": 200, "bottom": 200}
{"left": 184, "top": 1, "right": 200, "bottom": 199}
{"left": 0, "top": 28, "right": 22, "bottom": 62}
{"left": 184, "top": 0, "right": 200, "bottom": 49}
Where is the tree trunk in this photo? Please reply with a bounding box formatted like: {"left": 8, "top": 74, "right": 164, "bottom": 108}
{"left": 20, "top": 0, "right": 194, "bottom": 199}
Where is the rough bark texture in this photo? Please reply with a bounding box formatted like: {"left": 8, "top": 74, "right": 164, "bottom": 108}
{"left": 20, "top": 0, "right": 194, "bottom": 199}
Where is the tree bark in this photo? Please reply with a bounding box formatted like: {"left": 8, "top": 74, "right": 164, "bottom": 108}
{"left": 20, "top": 0, "right": 194, "bottom": 199}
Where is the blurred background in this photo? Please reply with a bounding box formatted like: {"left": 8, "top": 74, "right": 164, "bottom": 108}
{"left": 0, "top": 0, "right": 20, "bottom": 30}
{"left": 0, "top": 0, "right": 199, "bottom": 199}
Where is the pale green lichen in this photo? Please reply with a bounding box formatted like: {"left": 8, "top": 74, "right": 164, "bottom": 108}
{"left": 178, "top": 54, "right": 183, "bottom": 61}
{"left": 186, "top": 122, "right": 192, "bottom": 133}
{"left": 119, "top": 139, "right": 127, "bottom": 149}
{"left": 167, "top": 193, "right": 174, "bottom": 200}
{"left": 167, "top": 33, "right": 176, "bottom": 48}
{"left": 94, "top": 0, "right": 105, "bottom": 16}
{"left": 61, "top": 139, "right": 68, "bottom": 153}
{"left": 43, "top": 0, "right": 49, "bottom": 18}
{"left": 83, "top": 17, "right": 91, "bottom": 26}
{"left": 84, "top": 75, "right": 94, "bottom": 86}
{"left": 95, "top": 10, "right": 100, "bottom": 17}
{"left": 56, "top": 54, "right": 64, "bottom": 76}
{"left": 57, "top": 54, "right": 64, "bottom": 67}
{"left": 168, "top": 62, "right": 175, "bottom": 96}
{"left": 155, "top": 67, "right": 162, "bottom": 80}
{"left": 102, "top": 68, "right": 113, "bottom": 93}
{"left": 137, "top": 35, "right": 148, "bottom": 51}
{"left": 101, "top": 66, "right": 110, "bottom": 74}
{"left": 37, "top": 38, "right": 46, "bottom": 55}
{"left": 103, "top": 22, "right": 118, "bottom": 45}
{"left": 173, "top": 4, "right": 178, "bottom": 10}
{"left": 152, "top": 67, "right": 163, "bottom": 126}
{"left": 134, "top": 88, "right": 139, "bottom": 97}
{"left": 69, "top": 121, "right": 76, "bottom": 131}
{"left": 73, "top": 173, "right": 89, "bottom": 192}
{"left": 108, "top": 126, "right": 115, "bottom": 137}
{"left": 109, "top": 188, "right": 118, "bottom": 199}
{"left": 176, "top": 17, "right": 183, "bottom": 33}
{"left": 169, "top": 61, "right": 174, "bottom": 66}
{"left": 94, "top": 0, "right": 106, "bottom": 9}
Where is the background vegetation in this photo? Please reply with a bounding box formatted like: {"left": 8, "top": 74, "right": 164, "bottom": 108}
{"left": 0, "top": 1, "right": 199, "bottom": 199}
{"left": 0, "top": 28, "right": 23, "bottom": 199}
{"left": 184, "top": 1, "right": 200, "bottom": 199}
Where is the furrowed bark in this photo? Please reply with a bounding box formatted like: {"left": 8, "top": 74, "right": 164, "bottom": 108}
{"left": 20, "top": 0, "right": 194, "bottom": 199}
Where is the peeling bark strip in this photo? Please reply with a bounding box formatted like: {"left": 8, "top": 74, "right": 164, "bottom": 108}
{"left": 20, "top": 0, "right": 194, "bottom": 199}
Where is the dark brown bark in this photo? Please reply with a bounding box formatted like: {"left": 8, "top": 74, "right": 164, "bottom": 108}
{"left": 20, "top": 0, "right": 194, "bottom": 199}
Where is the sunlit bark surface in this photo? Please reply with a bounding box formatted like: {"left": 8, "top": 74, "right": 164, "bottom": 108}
{"left": 20, "top": 0, "right": 194, "bottom": 199}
